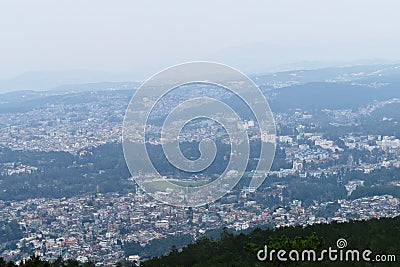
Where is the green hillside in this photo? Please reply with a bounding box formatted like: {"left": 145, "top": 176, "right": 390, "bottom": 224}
{"left": 143, "top": 216, "right": 400, "bottom": 267}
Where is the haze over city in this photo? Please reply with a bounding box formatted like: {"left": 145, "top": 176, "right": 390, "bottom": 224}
{"left": 1, "top": 0, "right": 400, "bottom": 91}
{"left": 1, "top": 1, "right": 400, "bottom": 266}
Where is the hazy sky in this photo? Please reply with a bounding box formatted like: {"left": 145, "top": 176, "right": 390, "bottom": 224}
{"left": 1, "top": 0, "right": 400, "bottom": 81}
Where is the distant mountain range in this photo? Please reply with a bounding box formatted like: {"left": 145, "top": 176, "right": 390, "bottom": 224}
{"left": 1, "top": 59, "right": 398, "bottom": 93}
{"left": 258, "top": 63, "right": 400, "bottom": 112}
{"left": 1, "top": 63, "right": 399, "bottom": 115}
{"left": 208, "top": 42, "right": 398, "bottom": 75}
{"left": 0, "top": 69, "right": 139, "bottom": 93}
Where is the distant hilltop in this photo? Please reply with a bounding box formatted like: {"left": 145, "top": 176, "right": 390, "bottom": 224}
{"left": 0, "top": 69, "right": 140, "bottom": 93}
{"left": 1, "top": 62, "right": 399, "bottom": 94}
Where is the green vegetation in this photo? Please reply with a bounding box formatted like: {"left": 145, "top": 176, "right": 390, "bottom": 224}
{"left": 0, "top": 144, "right": 133, "bottom": 201}
{"left": 0, "top": 140, "right": 289, "bottom": 201}
{"left": 0, "top": 221, "right": 23, "bottom": 254}
{"left": 123, "top": 234, "right": 194, "bottom": 259}
{"left": 0, "top": 215, "right": 399, "bottom": 266}
{"left": 270, "top": 81, "right": 399, "bottom": 113}
{"left": 0, "top": 220, "right": 23, "bottom": 244}
{"left": 143, "top": 216, "right": 400, "bottom": 267}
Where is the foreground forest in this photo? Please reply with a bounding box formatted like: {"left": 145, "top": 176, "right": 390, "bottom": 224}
{"left": 143, "top": 216, "right": 399, "bottom": 267}
{"left": 1, "top": 216, "right": 398, "bottom": 266}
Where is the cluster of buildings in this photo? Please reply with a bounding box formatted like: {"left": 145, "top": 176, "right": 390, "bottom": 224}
{"left": 0, "top": 162, "right": 38, "bottom": 176}
{"left": 273, "top": 129, "right": 400, "bottom": 178}
{"left": 265, "top": 195, "right": 400, "bottom": 227}
{"left": 0, "top": 91, "right": 128, "bottom": 154}
{"left": 0, "top": 189, "right": 398, "bottom": 265}
{"left": 0, "top": 88, "right": 400, "bottom": 265}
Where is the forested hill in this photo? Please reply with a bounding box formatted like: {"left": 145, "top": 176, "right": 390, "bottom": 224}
{"left": 143, "top": 216, "right": 400, "bottom": 267}
{"left": 1, "top": 216, "right": 398, "bottom": 266}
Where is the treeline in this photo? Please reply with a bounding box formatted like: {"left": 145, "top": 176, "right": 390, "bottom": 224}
{"left": 123, "top": 234, "right": 194, "bottom": 259}
{"left": 1, "top": 140, "right": 398, "bottom": 205}
{"left": 143, "top": 216, "right": 400, "bottom": 267}
{"left": 270, "top": 80, "right": 399, "bottom": 113}
{"left": 0, "top": 143, "right": 132, "bottom": 201}
{"left": 0, "top": 140, "right": 290, "bottom": 201}
{"left": 259, "top": 166, "right": 400, "bottom": 206}
{"left": 1, "top": 217, "right": 399, "bottom": 266}
{"left": 0, "top": 221, "right": 23, "bottom": 254}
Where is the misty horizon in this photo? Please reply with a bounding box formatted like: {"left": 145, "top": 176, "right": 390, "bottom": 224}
{"left": 1, "top": 0, "right": 400, "bottom": 89}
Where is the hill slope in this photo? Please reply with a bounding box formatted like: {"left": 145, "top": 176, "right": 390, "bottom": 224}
{"left": 143, "top": 216, "right": 400, "bottom": 267}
